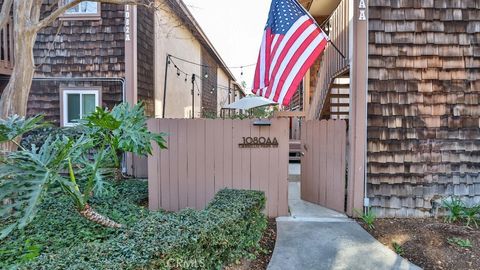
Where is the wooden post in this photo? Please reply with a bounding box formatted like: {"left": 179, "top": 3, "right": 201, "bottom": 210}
{"left": 125, "top": 5, "right": 138, "bottom": 176}
{"left": 304, "top": 69, "right": 311, "bottom": 113}
{"left": 347, "top": 0, "right": 368, "bottom": 216}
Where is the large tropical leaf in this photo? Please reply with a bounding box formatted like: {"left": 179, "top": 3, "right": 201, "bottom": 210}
{"left": 111, "top": 103, "right": 167, "bottom": 155}
{"left": 0, "top": 115, "right": 50, "bottom": 144}
{"left": 83, "top": 107, "right": 121, "bottom": 131}
{"left": 76, "top": 147, "right": 115, "bottom": 197}
{"left": 84, "top": 103, "right": 167, "bottom": 157}
{"left": 0, "top": 135, "right": 88, "bottom": 239}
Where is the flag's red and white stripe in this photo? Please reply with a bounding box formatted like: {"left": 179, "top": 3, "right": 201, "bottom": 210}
{"left": 253, "top": 15, "right": 328, "bottom": 106}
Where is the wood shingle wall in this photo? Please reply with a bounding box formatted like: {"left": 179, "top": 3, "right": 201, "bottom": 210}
{"left": 27, "top": 3, "right": 126, "bottom": 124}
{"left": 201, "top": 47, "right": 218, "bottom": 117}
{"left": 368, "top": 0, "right": 480, "bottom": 217}
{"left": 137, "top": 6, "right": 155, "bottom": 117}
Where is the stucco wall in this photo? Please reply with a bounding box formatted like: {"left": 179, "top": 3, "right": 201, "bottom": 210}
{"left": 154, "top": 5, "right": 202, "bottom": 118}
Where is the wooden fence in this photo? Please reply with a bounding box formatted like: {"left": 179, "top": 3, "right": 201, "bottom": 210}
{"left": 301, "top": 120, "right": 347, "bottom": 213}
{"left": 147, "top": 118, "right": 289, "bottom": 217}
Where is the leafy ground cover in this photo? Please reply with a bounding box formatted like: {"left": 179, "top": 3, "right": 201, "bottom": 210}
{"left": 0, "top": 180, "right": 150, "bottom": 269}
{"left": 1, "top": 180, "right": 268, "bottom": 270}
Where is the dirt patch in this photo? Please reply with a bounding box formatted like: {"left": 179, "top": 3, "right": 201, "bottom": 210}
{"left": 359, "top": 218, "right": 480, "bottom": 270}
{"left": 226, "top": 218, "right": 277, "bottom": 270}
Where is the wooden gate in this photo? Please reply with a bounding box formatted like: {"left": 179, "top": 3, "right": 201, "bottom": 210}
{"left": 147, "top": 118, "right": 289, "bottom": 217}
{"left": 301, "top": 120, "right": 347, "bottom": 213}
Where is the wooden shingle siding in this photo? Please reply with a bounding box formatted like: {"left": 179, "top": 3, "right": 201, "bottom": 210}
{"left": 34, "top": 4, "right": 125, "bottom": 78}
{"left": 27, "top": 80, "right": 123, "bottom": 126}
{"left": 137, "top": 6, "right": 155, "bottom": 116}
{"left": 27, "top": 3, "right": 126, "bottom": 122}
{"left": 201, "top": 47, "right": 218, "bottom": 116}
{"left": 368, "top": 0, "right": 480, "bottom": 217}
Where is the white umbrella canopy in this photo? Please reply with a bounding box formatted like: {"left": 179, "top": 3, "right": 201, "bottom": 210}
{"left": 223, "top": 96, "right": 278, "bottom": 110}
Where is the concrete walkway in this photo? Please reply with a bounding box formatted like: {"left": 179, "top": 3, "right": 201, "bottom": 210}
{"left": 268, "top": 182, "right": 421, "bottom": 270}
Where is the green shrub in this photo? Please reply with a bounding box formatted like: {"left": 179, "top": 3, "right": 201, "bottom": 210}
{"left": 441, "top": 197, "right": 480, "bottom": 227}
{"left": 355, "top": 207, "right": 376, "bottom": 230}
{"left": 447, "top": 237, "right": 473, "bottom": 248}
{"left": 20, "top": 126, "right": 86, "bottom": 149}
{"left": 392, "top": 242, "right": 405, "bottom": 256}
{"left": 21, "top": 189, "right": 267, "bottom": 270}
{"left": 442, "top": 197, "right": 465, "bottom": 223}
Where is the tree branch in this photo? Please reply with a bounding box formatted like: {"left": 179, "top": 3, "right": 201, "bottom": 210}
{"left": 0, "top": 0, "right": 13, "bottom": 30}
{"left": 33, "top": 0, "right": 152, "bottom": 31}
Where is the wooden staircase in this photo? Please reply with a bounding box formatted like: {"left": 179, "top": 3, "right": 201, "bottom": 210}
{"left": 307, "top": 0, "right": 351, "bottom": 120}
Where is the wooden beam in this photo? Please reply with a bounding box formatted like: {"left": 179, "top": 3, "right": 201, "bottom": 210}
{"left": 274, "top": 111, "right": 306, "bottom": 118}
{"left": 304, "top": 68, "right": 311, "bottom": 113}
{"left": 326, "top": 111, "right": 350, "bottom": 115}
{"left": 346, "top": 0, "right": 367, "bottom": 217}
{"left": 331, "top": 94, "right": 350, "bottom": 98}
{"left": 330, "top": 84, "right": 350, "bottom": 89}
{"left": 330, "top": 103, "right": 351, "bottom": 107}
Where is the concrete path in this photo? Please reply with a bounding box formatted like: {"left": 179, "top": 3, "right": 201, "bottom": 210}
{"left": 268, "top": 182, "right": 421, "bottom": 270}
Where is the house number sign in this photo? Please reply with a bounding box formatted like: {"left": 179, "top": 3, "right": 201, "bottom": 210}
{"left": 239, "top": 137, "right": 279, "bottom": 148}
{"left": 358, "top": 0, "right": 367, "bottom": 21}
{"left": 125, "top": 5, "right": 131, "bottom": 41}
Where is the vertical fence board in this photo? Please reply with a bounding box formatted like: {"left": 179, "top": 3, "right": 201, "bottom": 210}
{"left": 240, "top": 120, "right": 252, "bottom": 190}
{"left": 318, "top": 121, "right": 328, "bottom": 205}
{"left": 169, "top": 120, "right": 180, "bottom": 211}
{"left": 177, "top": 120, "right": 188, "bottom": 209}
{"left": 186, "top": 119, "right": 197, "bottom": 208}
{"left": 195, "top": 119, "right": 206, "bottom": 209}
{"left": 277, "top": 118, "right": 289, "bottom": 216}
{"left": 250, "top": 124, "right": 262, "bottom": 191}
{"left": 332, "top": 120, "right": 346, "bottom": 212}
{"left": 205, "top": 120, "right": 216, "bottom": 203}
{"left": 312, "top": 121, "right": 321, "bottom": 203}
{"left": 232, "top": 120, "right": 243, "bottom": 189}
{"left": 148, "top": 119, "right": 289, "bottom": 217}
{"left": 223, "top": 119, "right": 233, "bottom": 189}
{"left": 214, "top": 120, "right": 225, "bottom": 192}
{"left": 268, "top": 119, "right": 281, "bottom": 217}
{"left": 159, "top": 120, "right": 171, "bottom": 210}
{"left": 325, "top": 121, "right": 336, "bottom": 209}
{"left": 259, "top": 125, "right": 271, "bottom": 214}
{"left": 147, "top": 120, "right": 160, "bottom": 210}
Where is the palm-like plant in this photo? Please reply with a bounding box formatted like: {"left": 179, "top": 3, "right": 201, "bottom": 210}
{"left": 0, "top": 134, "right": 122, "bottom": 240}
{"left": 83, "top": 103, "right": 167, "bottom": 180}
{"left": 0, "top": 104, "right": 166, "bottom": 239}
{"left": 0, "top": 115, "right": 49, "bottom": 151}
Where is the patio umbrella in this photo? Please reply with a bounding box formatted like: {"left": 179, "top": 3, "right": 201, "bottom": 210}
{"left": 223, "top": 96, "right": 278, "bottom": 110}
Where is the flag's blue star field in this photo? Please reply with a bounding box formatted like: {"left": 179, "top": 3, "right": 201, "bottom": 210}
{"left": 266, "top": 0, "right": 306, "bottom": 34}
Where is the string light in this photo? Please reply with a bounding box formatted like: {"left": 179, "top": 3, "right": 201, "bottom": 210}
{"left": 169, "top": 57, "right": 245, "bottom": 93}
{"left": 169, "top": 54, "right": 256, "bottom": 70}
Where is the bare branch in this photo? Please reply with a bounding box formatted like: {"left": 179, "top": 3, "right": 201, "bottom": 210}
{"left": 34, "top": 23, "right": 64, "bottom": 69}
{"left": 0, "top": 0, "right": 13, "bottom": 30}
{"left": 33, "top": 0, "right": 152, "bottom": 31}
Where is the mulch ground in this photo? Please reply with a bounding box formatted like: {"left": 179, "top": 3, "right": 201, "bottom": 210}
{"left": 225, "top": 218, "right": 277, "bottom": 270}
{"left": 358, "top": 218, "right": 480, "bottom": 270}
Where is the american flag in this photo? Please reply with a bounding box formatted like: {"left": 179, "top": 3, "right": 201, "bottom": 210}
{"left": 253, "top": 0, "right": 328, "bottom": 106}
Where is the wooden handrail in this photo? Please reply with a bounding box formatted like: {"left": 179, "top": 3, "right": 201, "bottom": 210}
{"left": 0, "top": 16, "right": 14, "bottom": 75}
{"left": 308, "top": 0, "right": 350, "bottom": 119}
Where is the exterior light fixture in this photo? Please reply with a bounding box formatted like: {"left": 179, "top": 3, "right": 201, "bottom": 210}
{"left": 253, "top": 119, "right": 272, "bottom": 126}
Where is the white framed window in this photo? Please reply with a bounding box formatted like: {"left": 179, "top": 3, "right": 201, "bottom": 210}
{"left": 62, "top": 89, "right": 100, "bottom": 127}
{"left": 62, "top": 1, "right": 100, "bottom": 18}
